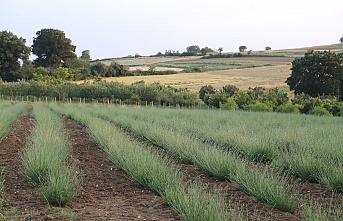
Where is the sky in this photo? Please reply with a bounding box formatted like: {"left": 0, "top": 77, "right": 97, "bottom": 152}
{"left": 1, "top": 0, "right": 342, "bottom": 59}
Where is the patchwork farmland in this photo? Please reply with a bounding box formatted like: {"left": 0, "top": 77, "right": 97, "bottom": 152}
{"left": 0, "top": 102, "right": 343, "bottom": 220}
{"left": 91, "top": 56, "right": 293, "bottom": 92}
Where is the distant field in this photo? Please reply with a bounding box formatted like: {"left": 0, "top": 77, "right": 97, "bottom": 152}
{"left": 104, "top": 64, "right": 291, "bottom": 92}
{"left": 87, "top": 43, "right": 342, "bottom": 91}
{"left": 252, "top": 43, "right": 343, "bottom": 57}
{"left": 156, "top": 56, "right": 291, "bottom": 72}
{"left": 95, "top": 56, "right": 199, "bottom": 66}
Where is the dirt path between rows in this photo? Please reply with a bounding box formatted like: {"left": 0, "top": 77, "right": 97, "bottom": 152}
{"left": 0, "top": 111, "right": 180, "bottom": 220}
{"left": 62, "top": 118, "right": 181, "bottom": 220}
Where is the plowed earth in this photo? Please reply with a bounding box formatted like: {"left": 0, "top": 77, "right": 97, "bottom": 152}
{"left": 0, "top": 111, "right": 342, "bottom": 220}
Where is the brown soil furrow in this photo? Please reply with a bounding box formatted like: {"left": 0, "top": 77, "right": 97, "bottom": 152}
{"left": 176, "top": 163, "right": 301, "bottom": 221}
{"left": 92, "top": 117, "right": 343, "bottom": 220}
{"left": 168, "top": 152, "right": 343, "bottom": 220}
{"left": 297, "top": 179, "right": 343, "bottom": 205}
{"left": 63, "top": 118, "right": 181, "bottom": 220}
{"left": 118, "top": 129, "right": 302, "bottom": 221}
{"left": 0, "top": 112, "right": 60, "bottom": 219}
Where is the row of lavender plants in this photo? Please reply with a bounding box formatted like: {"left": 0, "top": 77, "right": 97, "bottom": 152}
{"left": 21, "top": 104, "right": 79, "bottom": 206}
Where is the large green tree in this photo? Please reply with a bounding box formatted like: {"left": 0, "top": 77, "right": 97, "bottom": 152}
{"left": 186, "top": 45, "right": 201, "bottom": 55}
{"left": 239, "top": 45, "right": 247, "bottom": 53}
{"left": 0, "top": 31, "right": 31, "bottom": 82}
{"left": 200, "top": 46, "right": 214, "bottom": 55}
{"left": 32, "top": 28, "right": 76, "bottom": 69}
{"left": 199, "top": 85, "right": 216, "bottom": 100}
{"left": 81, "top": 50, "right": 91, "bottom": 61}
{"left": 286, "top": 50, "right": 343, "bottom": 98}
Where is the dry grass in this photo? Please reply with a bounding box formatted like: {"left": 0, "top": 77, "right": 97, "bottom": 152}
{"left": 102, "top": 64, "right": 291, "bottom": 91}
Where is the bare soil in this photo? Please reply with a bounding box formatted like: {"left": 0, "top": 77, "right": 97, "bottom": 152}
{"left": 1, "top": 111, "right": 342, "bottom": 220}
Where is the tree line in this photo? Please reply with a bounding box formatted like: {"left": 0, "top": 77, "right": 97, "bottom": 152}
{"left": 199, "top": 84, "right": 343, "bottom": 116}
{"left": 199, "top": 50, "right": 343, "bottom": 116}
{"left": 0, "top": 79, "right": 200, "bottom": 107}
{"left": 1, "top": 29, "right": 88, "bottom": 82}
{"left": 2, "top": 28, "right": 343, "bottom": 114}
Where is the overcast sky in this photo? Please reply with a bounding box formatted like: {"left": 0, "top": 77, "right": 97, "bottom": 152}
{"left": 1, "top": 0, "right": 342, "bottom": 59}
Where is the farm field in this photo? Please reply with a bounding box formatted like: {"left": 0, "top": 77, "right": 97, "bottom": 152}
{"left": 88, "top": 56, "right": 293, "bottom": 92}
{"left": 105, "top": 64, "right": 291, "bottom": 91}
{"left": 1, "top": 102, "right": 343, "bottom": 220}
{"left": 88, "top": 43, "right": 343, "bottom": 92}
{"left": 94, "top": 56, "right": 200, "bottom": 66}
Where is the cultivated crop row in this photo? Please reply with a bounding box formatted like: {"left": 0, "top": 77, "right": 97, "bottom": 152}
{"left": 75, "top": 105, "right": 298, "bottom": 213}
{"left": 0, "top": 102, "right": 26, "bottom": 208}
{"left": 0, "top": 102, "right": 26, "bottom": 141}
{"left": 77, "top": 105, "right": 343, "bottom": 220}
{"left": 49, "top": 104, "right": 241, "bottom": 221}
{"left": 102, "top": 107, "right": 343, "bottom": 192}
{"left": 21, "top": 104, "right": 79, "bottom": 206}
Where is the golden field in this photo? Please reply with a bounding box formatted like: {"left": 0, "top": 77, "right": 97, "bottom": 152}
{"left": 102, "top": 64, "right": 291, "bottom": 91}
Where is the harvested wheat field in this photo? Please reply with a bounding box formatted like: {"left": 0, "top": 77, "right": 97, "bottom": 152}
{"left": 108, "top": 64, "right": 291, "bottom": 91}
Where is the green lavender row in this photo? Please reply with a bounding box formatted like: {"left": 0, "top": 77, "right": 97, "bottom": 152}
{"left": 49, "top": 104, "right": 243, "bottom": 221}
{"left": 21, "top": 104, "right": 79, "bottom": 206}
{"left": 100, "top": 106, "right": 343, "bottom": 192}
{"left": 0, "top": 103, "right": 26, "bottom": 141}
{"left": 82, "top": 105, "right": 298, "bottom": 213}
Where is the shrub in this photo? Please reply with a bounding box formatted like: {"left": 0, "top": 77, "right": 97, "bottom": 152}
{"left": 233, "top": 90, "right": 256, "bottom": 109}
{"left": 308, "top": 107, "right": 332, "bottom": 116}
{"left": 276, "top": 103, "right": 301, "bottom": 113}
{"left": 220, "top": 98, "right": 237, "bottom": 110}
{"left": 222, "top": 85, "right": 239, "bottom": 97}
{"left": 199, "top": 85, "right": 216, "bottom": 100}
{"left": 204, "top": 91, "right": 228, "bottom": 108}
{"left": 300, "top": 97, "right": 323, "bottom": 114}
{"left": 242, "top": 102, "right": 272, "bottom": 112}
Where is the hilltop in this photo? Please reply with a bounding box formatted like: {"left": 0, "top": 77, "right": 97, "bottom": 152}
{"left": 85, "top": 43, "right": 343, "bottom": 92}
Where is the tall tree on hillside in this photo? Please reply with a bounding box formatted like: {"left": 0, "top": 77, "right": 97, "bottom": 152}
{"left": 32, "top": 28, "right": 76, "bottom": 69}
{"left": 90, "top": 62, "right": 107, "bottom": 77}
{"left": 239, "top": 45, "right": 247, "bottom": 53}
{"left": 286, "top": 50, "right": 343, "bottom": 99}
{"left": 218, "top": 47, "right": 223, "bottom": 55}
{"left": 0, "top": 31, "right": 31, "bottom": 82}
{"left": 200, "top": 46, "right": 214, "bottom": 55}
{"left": 81, "top": 50, "right": 91, "bottom": 61}
{"left": 340, "top": 37, "right": 343, "bottom": 43}
{"left": 186, "top": 45, "right": 201, "bottom": 55}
